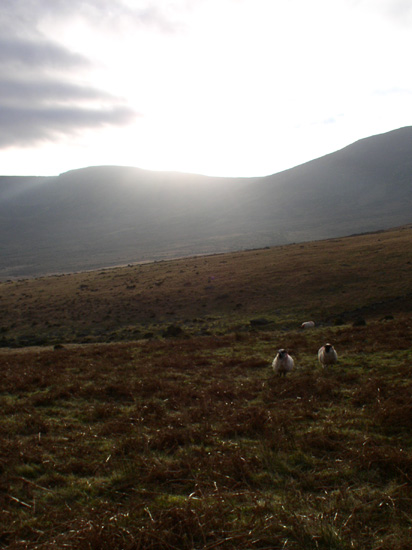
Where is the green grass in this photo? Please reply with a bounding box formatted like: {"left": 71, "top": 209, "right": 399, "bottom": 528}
{"left": 1, "top": 316, "right": 412, "bottom": 549}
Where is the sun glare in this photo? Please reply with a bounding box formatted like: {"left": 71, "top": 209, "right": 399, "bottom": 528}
{"left": 3, "top": 0, "right": 411, "bottom": 177}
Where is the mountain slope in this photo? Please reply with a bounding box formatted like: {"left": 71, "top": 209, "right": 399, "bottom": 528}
{"left": 1, "top": 126, "right": 412, "bottom": 278}
{"left": 240, "top": 126, "right": 412, "bottom": 238}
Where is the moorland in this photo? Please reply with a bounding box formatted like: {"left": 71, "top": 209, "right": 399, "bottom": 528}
{"left": 1, "top": 225, "right": 412, "bottom": 549}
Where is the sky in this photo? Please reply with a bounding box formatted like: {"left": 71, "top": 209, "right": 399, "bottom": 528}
{"left": 1, "top": 0, "right": 412, "bottom": 178}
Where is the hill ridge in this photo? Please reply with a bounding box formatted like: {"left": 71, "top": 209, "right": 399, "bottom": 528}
{"left": 1, "top": 126, "right": 412, "bottom": 278}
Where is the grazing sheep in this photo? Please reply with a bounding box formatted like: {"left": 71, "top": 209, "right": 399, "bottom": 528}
{"left": 301, "top": 321, "right": 315, "bottom": 329}
{"left": 272, "top": 349, "right": 294, "bottom": 377}
{"left": 318, "top": 343, "right": 338, "bottom": 368}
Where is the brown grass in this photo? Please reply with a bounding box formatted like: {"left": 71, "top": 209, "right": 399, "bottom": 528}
{"left": 1, "top": 225, "right": 412, "bottom": 346}
{"left": 1, "top": 226, "right": 412, "bottom": 547}
{"left": 1, "top": 313, "right": 412, "bottom": 548}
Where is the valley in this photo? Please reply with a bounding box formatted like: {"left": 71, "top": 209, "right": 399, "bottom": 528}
{"left": 2, "top": 126, "right": 412, "bottom": 279}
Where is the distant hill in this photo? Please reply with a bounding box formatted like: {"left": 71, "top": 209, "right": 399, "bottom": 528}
{"left": 1, "top": 126, "right": 412, "bottom": 279}
{"left": 1, "top": 224, "right": 412, "bottom": 347}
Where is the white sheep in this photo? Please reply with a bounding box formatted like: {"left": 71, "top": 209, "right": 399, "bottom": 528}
{"left": 272, "top": 349, "right": 294, "bottom": 377}
{"left": 318, "top": 343, "right": 338, "bottom": 368}
{"left": 301, "top": 321, "right": 315, "bottom": 329}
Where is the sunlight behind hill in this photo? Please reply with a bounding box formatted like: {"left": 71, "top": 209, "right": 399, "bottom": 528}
{"left": 1, "top": 127, "right": 412, "bottom": 279}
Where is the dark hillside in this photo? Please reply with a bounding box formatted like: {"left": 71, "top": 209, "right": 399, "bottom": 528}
{"left": 1, "top": 127, "right": 412, "bottom": 278}
{"left": 244, "top": 126, "right": 412, "bottom": 238}
{"left": 0, "top": 167, "right": 255, "bottom": 278}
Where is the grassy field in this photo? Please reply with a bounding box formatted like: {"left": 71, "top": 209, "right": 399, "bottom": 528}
{"left": 1, "top": 225, "right": 412, "bottom": 347}
{"left": 1, "top": 226, "right": 412, "bottom": 548}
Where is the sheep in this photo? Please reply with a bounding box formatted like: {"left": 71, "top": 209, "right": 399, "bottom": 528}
{"left": 301, "top": 321, "right": 315, "bottom": 329}
{"left": 272, "top": 349, "right": 294, "bottom": 377}
{"left": 318, "top": 343, "right": 338, "bottom": 368}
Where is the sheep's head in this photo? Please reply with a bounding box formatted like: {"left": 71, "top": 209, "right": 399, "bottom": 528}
{"left": 278, "top": 349, "right": 287, "bottom": 358}
{"left": 324, "top": 343, "right": 333, "bottom": 351}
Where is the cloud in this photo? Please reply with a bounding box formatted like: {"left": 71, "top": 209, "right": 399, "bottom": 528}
{"left": 0, "top": 35, "right": 89, "bottom": 70}
{"left": 76, "top": 0, "right": 186, "bottom": 33}
{"left": 2, "top": 0, "right": 410, "bottom": 178}
{"left": 0, "top": 77, "right": 122, "bottom": 105}
{"left": 1, "top": 0, "right": 187, "bottom": 35}
{"left": 0, "top": 105, "right": 137, "bottom": 148}
{"left": 353, "top": 0, "right": 412, "bottom": 24}
{"left": 0, "top": 2, "right": 139, "bottom": 150}
{"left": 384, "top": 0, "right": 412, "bottom": 24}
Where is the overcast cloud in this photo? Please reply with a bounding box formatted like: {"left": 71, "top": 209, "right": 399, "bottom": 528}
{"left": 0, "top": 1, "right": 138, "bottom": 151}
{"left": 1, "top": 0, "right": 412, "bottom": 176}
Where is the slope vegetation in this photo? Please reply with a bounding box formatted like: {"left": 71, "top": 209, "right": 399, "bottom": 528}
{"left": 1, "top": 239, "right": 412, "bottom": 548}
{"left": 1, "top": 224, "right": 411, "bottom": 347}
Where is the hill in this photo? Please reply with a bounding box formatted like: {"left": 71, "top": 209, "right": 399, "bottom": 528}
{"left": 1, "top": 227, "right": 412, "bottom": 549}
{"left": 1, "top": 126, "right": 412, "bottom": 278}
{"left": 1, "top": 224, "right": 412, "bottom": 347}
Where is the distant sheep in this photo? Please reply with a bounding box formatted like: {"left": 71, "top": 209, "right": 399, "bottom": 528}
{"left": 301, "top": 321, "right": 315, "bottom": 329}
{"left": 318, "top": 343, "right": 338, "bottom": 368}
{"left": 272, "top": 349, "right": 294, "bottom": 377}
